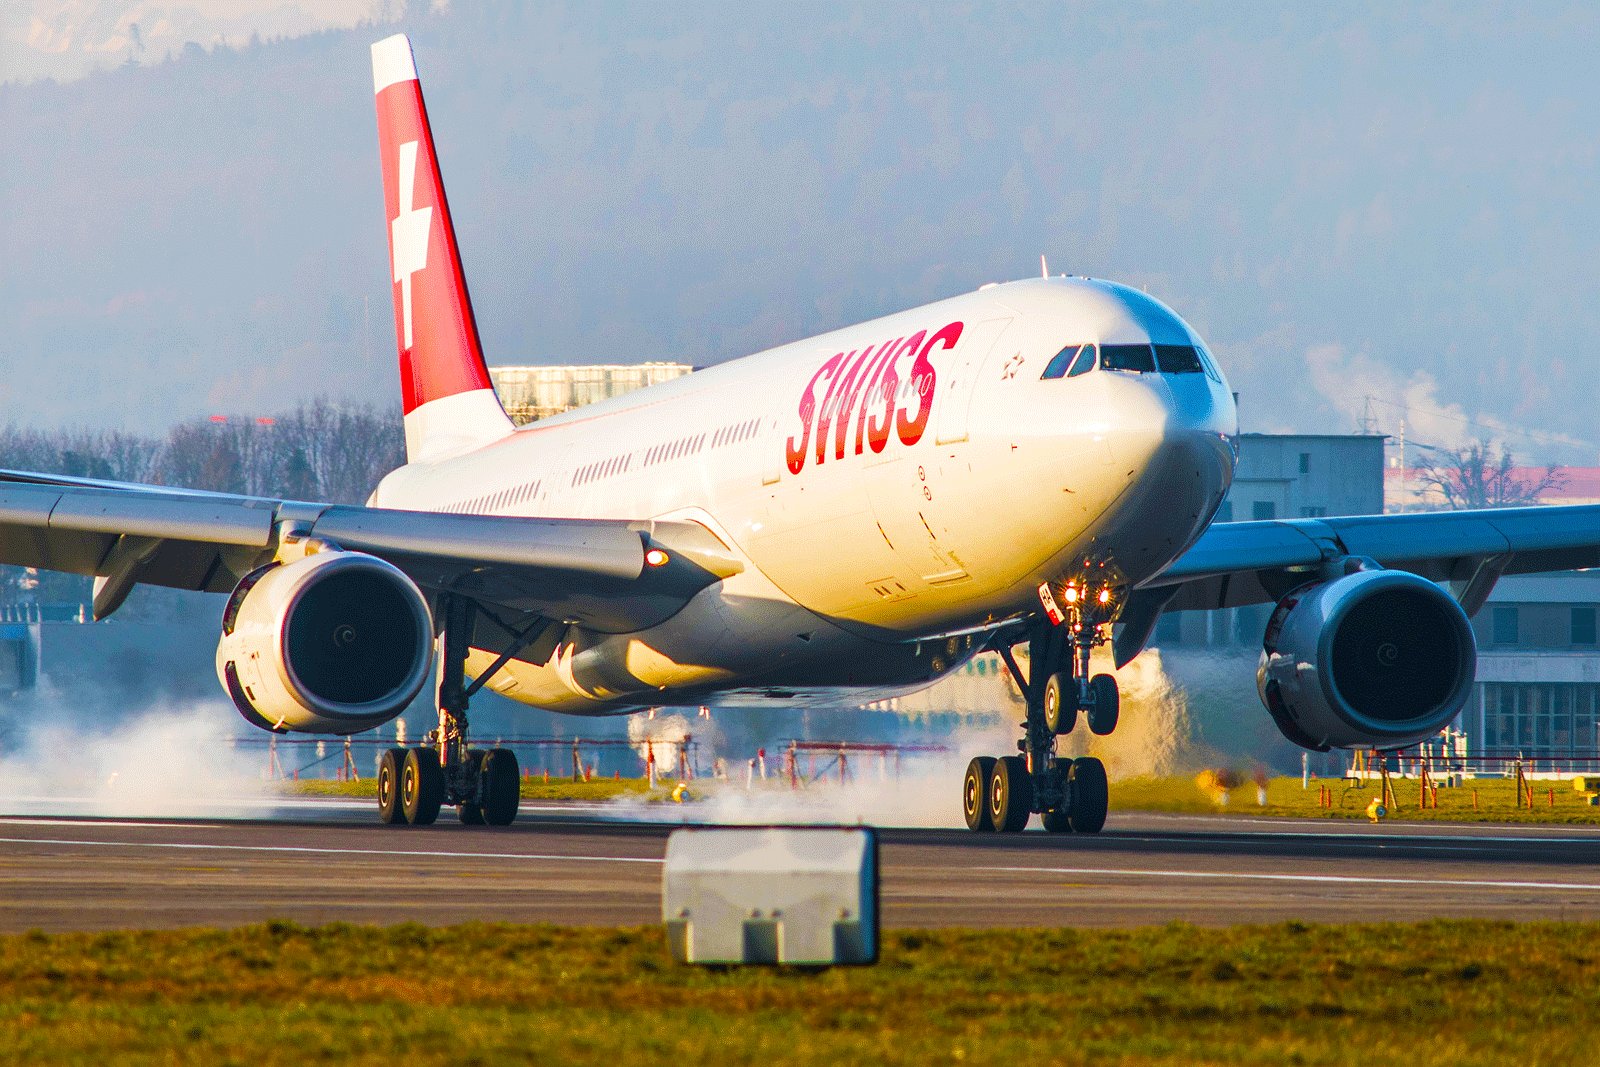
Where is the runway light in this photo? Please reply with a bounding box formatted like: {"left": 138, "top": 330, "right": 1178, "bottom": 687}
{"left": 645, "top": 548, "right": 670, "bottom": 568}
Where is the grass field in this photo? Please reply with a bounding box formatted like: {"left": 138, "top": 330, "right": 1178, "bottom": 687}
{"left": 283, "top": 776, "right": 656, "bottom": 802}
{"left": 1, "top": 921, "right": 1597, "bottom": 1064}
{"left": 1112, "top": 773, "right": 1600, "bottom": 824}
{"left": 280, "top": 772, "right": 1600, "bottom": 824}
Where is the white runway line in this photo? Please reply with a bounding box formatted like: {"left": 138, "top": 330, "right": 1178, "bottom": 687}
{"left": 0, "top": 836, "right": 662, "bottom": 865}
{"left": 978, "top": 864, "right": 1600, "bottom": 892}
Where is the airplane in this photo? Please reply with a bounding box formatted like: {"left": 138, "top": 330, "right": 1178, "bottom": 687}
{"left": 8, "top": 33, "right": 1600, "bottom": 832}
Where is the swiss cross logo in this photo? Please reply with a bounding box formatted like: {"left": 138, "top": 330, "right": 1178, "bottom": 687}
{"left": 390, "top": 139, "right": 433, "bottom": 349}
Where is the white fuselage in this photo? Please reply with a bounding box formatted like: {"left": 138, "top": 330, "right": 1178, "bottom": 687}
{"left": 370, "top": 277, "right": 1239, "bottom": 714}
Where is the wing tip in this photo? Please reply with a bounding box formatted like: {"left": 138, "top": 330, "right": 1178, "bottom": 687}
{"left": 371, "top": 33, "right": 417, "bottom": 95}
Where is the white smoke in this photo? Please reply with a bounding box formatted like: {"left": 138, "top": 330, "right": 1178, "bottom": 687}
{"left": 627, "top": 711, "right": 695, "bottom": 774}
{"left": 1304, "top": 342, "right": 1591, "bottom": 458}
{"left": 0, "top": 688, "right": 274, "bottom": 818}
{"left": 605, "top": 647, "right": 1198, "bottom": 828}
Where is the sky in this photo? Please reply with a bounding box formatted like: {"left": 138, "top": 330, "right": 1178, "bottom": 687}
{"left": 3, "top": 2, "right": 1600, "bottom": 464}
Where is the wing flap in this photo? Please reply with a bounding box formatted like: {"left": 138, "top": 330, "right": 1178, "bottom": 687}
{"left": 0, "top": 470, "right": 739, "bottom": 633}
{"left": 1153, "top": 503, "right": 1600, "bottom": 613}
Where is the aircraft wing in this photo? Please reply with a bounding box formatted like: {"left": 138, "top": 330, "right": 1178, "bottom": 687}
{"left": 1147, "top": 505, "right": 1600, "bottom": 612}
{"left": 0, "top": 469, "right": 741, "bottom": 632}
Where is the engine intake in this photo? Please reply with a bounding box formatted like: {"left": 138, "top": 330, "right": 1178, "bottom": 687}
{"left": 1257, "top": 568, "right": 1476, "bottom": 751}
{"left": 216, "top": 551, "right": 433, "bottom": 734}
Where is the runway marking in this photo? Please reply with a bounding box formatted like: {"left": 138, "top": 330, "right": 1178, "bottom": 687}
{"left": 0, "top": 836, "right": 662, "bottom": 865}
{"left": 1115, "top": 814, "right": 1600, "bottom": 840}
{"left": 979, "top": 864, "right": 1600, "bottom": 892}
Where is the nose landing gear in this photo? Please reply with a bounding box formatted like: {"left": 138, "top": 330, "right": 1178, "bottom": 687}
{"left": 962, "top": 584, "right": 1121, "bottom": 834}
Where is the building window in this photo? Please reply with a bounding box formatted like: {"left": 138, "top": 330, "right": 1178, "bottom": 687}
{"left": 1299, "top": 506, "right": 1327, "bottom": 518}
{"left": 1480, "top": 682, "right": 1600, "bottom": 757}
{"left": 1299, "top": 452, "right": 1311, "bottom": 474}
{"left": 1574, "top": 607, "right": 1597, "bottom": 646}
{"left": 1492, "top": 607, "right": 1519, "bottom": 646}
{"left": 1252, "top": 501, "right": 1277, "bottom": 521}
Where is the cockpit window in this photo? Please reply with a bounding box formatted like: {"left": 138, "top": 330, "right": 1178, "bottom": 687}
{"left": 1100, "top": 343, "right": 1156, "bottom": 373}
{"left": 1153, "top": 344, "right": 1205, "bottom": 374}
{"left": 1196, "top": 344, "right": 1223, "bottom": 383}
{"left": 1040, "top": 344, "right": 1080, "bottom": 380}
{"left": 1066, "top": 343, "right": 1096, "bottom": 377}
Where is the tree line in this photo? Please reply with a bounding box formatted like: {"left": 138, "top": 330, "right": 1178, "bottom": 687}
{"left": 0, "top": 400, "right": 405, "bottom": 616}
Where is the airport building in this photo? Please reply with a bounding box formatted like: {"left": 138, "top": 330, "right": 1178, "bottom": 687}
{"left": 488, "top": 363, "right": 695, "bottom": 425}
{"left": 1465, "top": 572, "right": 1600, "bottom": 761}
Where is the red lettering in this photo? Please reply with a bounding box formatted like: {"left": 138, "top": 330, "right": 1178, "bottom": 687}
{"left": 897, "top": 321, "right": 962, "bottom": 447}
{"left": 786, "top": 353, "right": 843, "bottom": 474}
{"left": 851, "top": 338, "right": 901, "bottom": 455}
{"left": 867, "top": 331, "right": 922, "bottom": 454}
{"left": 832, "top": 346, "right": 881, "bottom": 460}
{"left": 814, "top": 349, "right": 859, "bottom": 465}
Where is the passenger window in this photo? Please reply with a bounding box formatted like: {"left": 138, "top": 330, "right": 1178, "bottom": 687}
{"left": 1041, "top": 345, "right": 1080, "bottom": 380}
{"left": 1100, "top": 344, "right": 1155, "bottom": 373}
{"left": 1066, "top": 344, "right": 1097, "bottom": 377}
{"left": 1153, "top": 344, "right": 1204, "bottom": 374}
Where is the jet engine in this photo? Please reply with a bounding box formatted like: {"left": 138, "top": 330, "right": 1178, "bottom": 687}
{"left": 216, "top": 551, "right": 433, "bottom": 734}
{"left": 1256, "top": 568, "right": 1476, "bottom": 751}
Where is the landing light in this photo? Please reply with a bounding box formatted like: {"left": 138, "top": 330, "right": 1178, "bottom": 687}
{"left": 645, "top": 548, "right": 670, "bottom": 568}
{"left": 1098, "top": 589, "right": 1111, "bottom": 605}
{"left": 1063, "top": 587, "right": 1079, "bottom": 604}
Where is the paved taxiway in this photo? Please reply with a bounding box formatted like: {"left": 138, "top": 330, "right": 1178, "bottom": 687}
{"left": 4, "top": 801, "right": 1600, "bottom": 930}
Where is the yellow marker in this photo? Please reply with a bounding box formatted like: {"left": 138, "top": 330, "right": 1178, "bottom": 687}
{"left": 672, "top": 782, "right": 688, "bottom": 803}
{"left": 1366, "top": 797, "right": 1387, "bottom": 822}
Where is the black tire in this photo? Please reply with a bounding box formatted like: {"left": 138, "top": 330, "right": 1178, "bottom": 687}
{"left": 1041, "top": 807, "right": 1074, "bottom": 833}
{"left": 377, "top": 748, "right": 408, "bottom": 825}
{"left": 1042, "top": 671, "right": 1077, "bottom": 735}
{"left": 456, "top": 750, "right": 487, "bottom": 825}
{"left": 402, "top": 747, "right": 444, "bottom": 826}
{"left": 989, "top": 755, "right": 1034, "bottom": 833}
{"left": 962, "top": 756, "right": 997, "bottom": 832}
{"left": 1068, "top": 756, "right": 1109, "bottom": 834}
{"left": 1087, "top": 673, "right": 1119, "bottom": 736}
{"left": 481, "top": 748, "right": 520, "bottom": 826}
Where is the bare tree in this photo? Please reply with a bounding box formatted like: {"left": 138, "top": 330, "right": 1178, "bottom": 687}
{"left": 1414, "top": 439, "right": 1565, "bottom": 510}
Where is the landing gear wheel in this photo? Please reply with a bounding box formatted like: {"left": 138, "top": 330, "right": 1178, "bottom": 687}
{"left": 402, "top": 747, "right": 444, "bottom": 826}
{"left": 962, "top": 756, "right": 997, "bottom": 832}
{"left": 456, "top": 750, "right": 486, "bottom": 825}
{"left": 1087, "top": 674, "right": 1119, "bottom": 736}
{"left": 1042, "top": 672, "right": 1077, "bottom": 735}
{"left": 1041, "top": 807, "right": 1074, "bottom": 833}
{"left": 1067, "top": 756, "right": 1108, "bottom": 834}
{"left": 989, "top": 755, "right": 1034, "bottom": 833}
{"left": 481, "top": 749, "right": 520, "bottom": 826}
{"left": 377, "top": 748, "right": 408, "bottom": 825}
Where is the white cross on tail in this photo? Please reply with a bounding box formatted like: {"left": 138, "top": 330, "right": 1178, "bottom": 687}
{"left": 390, "top": 139, "right": 433, "bottom": 349}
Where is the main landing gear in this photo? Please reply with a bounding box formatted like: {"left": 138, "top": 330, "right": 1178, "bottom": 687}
{"left": 376, "top": 594, "right": 523, "bottom": 827}
{"left": 963, "top": 589, "right": 1120, "bottom": 834}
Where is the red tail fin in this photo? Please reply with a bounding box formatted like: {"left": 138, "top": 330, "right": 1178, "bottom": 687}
{"left": 372, "top": 34, "right": 512, "bottom": 462}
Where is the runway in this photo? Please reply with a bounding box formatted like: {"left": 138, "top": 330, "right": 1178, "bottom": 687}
{"left": 5, "top": 800, "right": 1600, "bottom": 931}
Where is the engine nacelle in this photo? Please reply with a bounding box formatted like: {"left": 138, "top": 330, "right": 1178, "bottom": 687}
{"left": 216, "top": 551, "right": 433, "bottom": 734}
{"left": 1257, "top": 569, "right": 1476, "bottom": 751}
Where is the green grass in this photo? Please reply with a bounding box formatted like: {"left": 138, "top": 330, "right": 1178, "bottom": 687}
{"left": 281, "top": 773, "right": 1600, "bottom": 823}
{"left": 1113, "top": 774, "right": 1600, "bottom": 824}
{"left": 281, "top": 776, "right": 657, "bottom": 802}
{"left": 1, "top": 921, "right": 1597, "bottom": 1064}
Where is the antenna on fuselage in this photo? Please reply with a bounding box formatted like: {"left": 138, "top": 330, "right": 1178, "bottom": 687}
{"left": 1040, "top": 254, "right": 1049, "bottom": 279}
